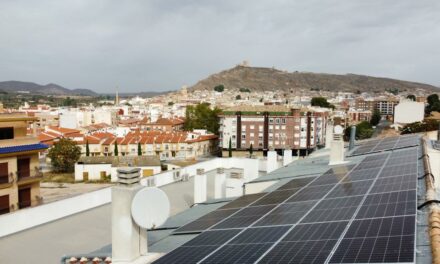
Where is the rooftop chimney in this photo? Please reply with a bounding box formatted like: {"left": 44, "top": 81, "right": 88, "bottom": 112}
{"left": 325, "top": 121, "right": 334, "bottom": 149}
{"left": 329, "top": 125, "right": 346, "bottom": 165}
{"left": 283, "top": 149, "right": 293, "bottom": 166}
{"left": 194, "top": 168, "right": 207, "bottom": 204}
{"left": 267, "top": 150, "right": 278, "bottom": 173}
{"left": 214, "top": 168, "right": 226, "bottom": 199}
{"left": 112, "top": 168, "right": 147, "bottom": 263}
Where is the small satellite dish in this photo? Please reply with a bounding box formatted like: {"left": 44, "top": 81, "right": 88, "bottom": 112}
{"left": 334, "top": 125, "right": 344, "bottom": 135}
{"left": 131, "top": 187, "right": 170, "bottom": 229}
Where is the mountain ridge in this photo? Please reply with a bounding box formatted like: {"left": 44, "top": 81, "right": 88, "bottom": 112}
{"left": 188, "top": 66, "right": 439, "bottom": 93}
{"left": 0, "top": 81, "right": 97, "bottom": 96}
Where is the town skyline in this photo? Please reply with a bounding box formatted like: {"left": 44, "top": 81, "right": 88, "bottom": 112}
{"left": 1, "top": 0, "right": 440, "bottom": 92}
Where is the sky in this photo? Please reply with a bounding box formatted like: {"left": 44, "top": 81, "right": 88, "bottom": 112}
{"left": 0, "top": 0, "right": 439, "bottom": 93}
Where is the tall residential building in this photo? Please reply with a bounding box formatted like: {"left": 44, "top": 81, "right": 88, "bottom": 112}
{"left": 219, "top": 106, "right": 329, "bottom": 155}
{"left": 355, "top": 97, "right": 399, "bottom": 116}
{"left": 0, "top": 113, "right": 48, "bottom": 215}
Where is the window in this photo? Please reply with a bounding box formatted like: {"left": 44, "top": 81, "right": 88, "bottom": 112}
{"left": 275, "top": 118, "right": 280, "bottom": 124}
{"left": 269, "top": 118, "right": 274, "bottom": 124}
{"left": 250, "top": 133, "right": 254, "bottom": 137}
{"left": 250, "top": 125, "right": 255, "bottom": 129}
{"left": 281, "top": 118, "right": 286, "bottom": 124}
{"left": 0, "top": 127, "right": 13, "bottom": 140}
{"left": 242, "top": 135, "right": 246, "bottom": 139}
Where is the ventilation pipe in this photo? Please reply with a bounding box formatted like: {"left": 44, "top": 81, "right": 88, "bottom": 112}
{"left": 349, "top": 125, "right": 356, "bottom": 151}
{"left": 329, "top": 125, "right": 345, "bottom": 165}
{"left": 194, "top": 168, "right": 207, "bottom": 204}
{"left": 112, "top": 168, "right": 147, "bottom": 263}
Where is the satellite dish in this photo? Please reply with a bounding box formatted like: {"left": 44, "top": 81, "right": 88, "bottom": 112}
{"left": 334, "top": 125, "right": 344, "bottom": 135}
{"left": 131, "top": 187, "right": 170, "bottom": 229}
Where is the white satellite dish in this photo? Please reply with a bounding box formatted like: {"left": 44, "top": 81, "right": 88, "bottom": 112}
{"left": 334, "top": 125, "right": 344, "bottom": 135}
{"left": 131, "top": 187, "right": 170, "bottom": 229}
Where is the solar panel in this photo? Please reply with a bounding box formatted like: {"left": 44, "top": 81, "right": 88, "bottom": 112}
{"left": 254, "top": 200, "right": 317, "bottom": 226}
{"left": 210, "top": 205, "right": 276, "bottom": 229}
{"left": 218, "top": 193, "right": 268, "bottom": 210}
{"left": 301, "top": 196, "right": 364, "bottom": 223}
{"left": 252, "top": 188, "right": 301, "bottom": 206}
{"left": 157, "top": 138, "right": 421, "bottom": 264}
{"left": 350, "top": 135, "right": 419, "bottom": 156}
{"left": 174, "top": 208, "right": 240, "bottom": 233}
{"left": 276, "top": 176, "right": 316, "bottom": 190}
{"left": 329, "top": 216, "right": 415, "bottom": 263}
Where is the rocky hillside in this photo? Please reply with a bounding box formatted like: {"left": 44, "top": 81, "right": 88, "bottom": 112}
{"left": 189, "top": 66, "right": 438, "bottom": 93}
{"left": 0, "top": 81, "right": 97, "bottom": 96}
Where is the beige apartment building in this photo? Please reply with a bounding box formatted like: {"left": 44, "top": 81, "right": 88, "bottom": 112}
{"left": 0, "top": 113, "right": 47, "bottom": 215}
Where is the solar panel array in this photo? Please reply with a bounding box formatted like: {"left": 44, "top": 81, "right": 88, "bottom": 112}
{"left": 350, "top": 134, "right": 419, "bottom": 156}
{"left": 155, "top": 145, "right": 420, "bottom": 264}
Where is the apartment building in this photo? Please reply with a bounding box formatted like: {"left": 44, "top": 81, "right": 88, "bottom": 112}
{"left": 355, "top": 97, "right": 399, "bottom": 117}
{"left": 347, "top": 109, "right": 372, "bottom": 124}
{"left": 0, "top": 113, "right": 47, "bottom": 215}
{"left": 219, "top": 106, "right": 329, "bottom": 155}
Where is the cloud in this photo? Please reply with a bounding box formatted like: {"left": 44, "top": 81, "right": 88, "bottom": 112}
{"left": 0, "top": 0, "right": 439, "bottom": 93}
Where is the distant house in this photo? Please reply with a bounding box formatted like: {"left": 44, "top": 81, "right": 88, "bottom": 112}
{"left": 74, "top": 156, "right": 161, "bottom": 182}
{"left": 144, "top": 117, "right": 185, "bottom": 132}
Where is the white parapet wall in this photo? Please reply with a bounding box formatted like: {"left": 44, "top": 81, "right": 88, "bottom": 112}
{"left": 0, "top": 187, "right": 111, "bottom": 238}
{"left": 0, "top": 157, "right": 266, "bottom": 238}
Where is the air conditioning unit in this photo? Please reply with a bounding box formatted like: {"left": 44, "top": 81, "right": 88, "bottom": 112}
{"left": 173, "top": 171, "right": 181, "bottom": 181}
{"left": 182, "top": 173, "right": 189, "bottom": 182}
{"left": 146, "top": 177, "right": 156, "bottom": 187}
{"left": 230, "top": 172, "right": 243, "bottom": 179}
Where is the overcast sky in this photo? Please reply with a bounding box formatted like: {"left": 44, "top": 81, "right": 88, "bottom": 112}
{"left": 0, "top": 0, "right": 439, "bottom": 93}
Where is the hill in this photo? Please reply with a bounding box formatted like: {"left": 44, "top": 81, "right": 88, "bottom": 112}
{"left": 0, "top": 81, "right": 97, "bottom": 96}
{"left": 189, "top": 66, "right": 439, "bottom": 94}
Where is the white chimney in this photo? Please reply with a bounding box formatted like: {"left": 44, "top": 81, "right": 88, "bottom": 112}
{"left": 283, "top": 149, "right": 293, "bottom": 166}
{"left": 329, "top": 125, "right": 346, "bottom": 165}
{"left": 194, "top": 168, "right": 207, "bottom": 204}
{"left": 267, "top": 150, "right": 278, "bottom": 173}
{"left": 112, "top": 168, "right": 147, "bottom": 263}
{"left": 325, "top": 122, "right": 334, "bottom": 149}
{"left": 214, "top": 167, "right": 226, "bottom": 199}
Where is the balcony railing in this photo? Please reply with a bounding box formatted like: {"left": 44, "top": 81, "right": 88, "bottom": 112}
{"left": 16, "top": 167, "right": 43, "bottom": 182}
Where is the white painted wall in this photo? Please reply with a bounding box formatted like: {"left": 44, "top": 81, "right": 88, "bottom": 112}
{"left": 0, "top": 188, "right": 111, "bottom": 237}
{"left": 394, "top": 101, "right": 424, "bottom": 124}
{"left": 74, "top": 164, "right": 161, "bottom": 182}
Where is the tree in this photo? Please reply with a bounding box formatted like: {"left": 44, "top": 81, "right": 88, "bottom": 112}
{"left": 235, "top": 95, "right": 242, "bottom": 100}
{"left": 138, "top": 142, "right": 142, "bottom": 156}
{"left": 239, "top": 88, "right": 251, "bottom": 93}
{"left": 426, "top": 94, "right": 440, "bottom": 115}
{"left": 311, "top": 97, "right": 335, "bottom": 109}
{"left": 85, "top": 140, "right": 90, "bottom": 157}
{"left": 370, "top": 109, "right": 381, "bottom": 126}
{"left": 114, "top": 141, "right": 118, "bottom": 156}
{"left": 401, "top": 119, "right": 439, "bottom": 134}
{"left": 48, "top": 138, "right": 81, "bottom": 173}
{"left": 168, "top": 101, "right": 174, "bottom": 106}
{"left": 62, "top": 97, "right": 77, "bottom": 107}
{"left": 228, "top": 138, "right": 232, "bottom": 157}
{"left": 343, "top": 121, "right": 374, "bottom": 141}
{"left": 214, "top": 85, "right": 225, "bottom": 92}
{"left": 249, "top": 143, "right": 253, "bottom": 157}
{"left": 406, "top": 94, "right": 416, "bottom": 101}
{"left": 183, "top": 103, "right": 221, "bottom": 134}
{"left": 427, "top": 94, "right": 439, "bottom": 106}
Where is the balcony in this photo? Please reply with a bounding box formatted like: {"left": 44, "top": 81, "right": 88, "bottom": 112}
{"left": 16, "top": 168, "right": 43, "bottom": 185}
